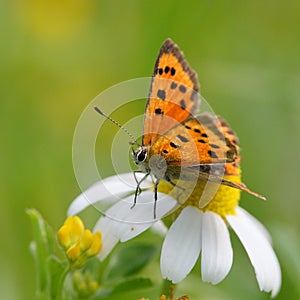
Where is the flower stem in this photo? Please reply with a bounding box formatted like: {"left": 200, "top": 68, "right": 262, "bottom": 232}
{"left": 57, "top": 265, "right": 70, "bottom": 300}
{"left": 160, "top": 279, "right": 174, "bottom": 297}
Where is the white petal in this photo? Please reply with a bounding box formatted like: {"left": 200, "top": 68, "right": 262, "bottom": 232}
{"left": 68, "top": 172, "right": 151, "bottom": 216}
{"left": 227, "top": 208, "right": 281, "bottom": 297}
{"left": 94, "top": 191, "right": 176, "bottom": 259}
{"left": 94, "top": 216, "right": 120, "bottom": 260}
{"left": 160, "top": 206, "right": 202, "bottom": 283}
{"left": 201, "top": 212, "right": 233, "bottom": 284}
{"left": 118, "top": 191, "right": 176, "bottom": 241}
{"left": 151, "top": 220, "right": 168, "bottom": 237}
{"left": 236, "top": 206, "right": 272, "bottom": 244}
{"left": 94, "top": 196, "right": 135, "bottom": 260}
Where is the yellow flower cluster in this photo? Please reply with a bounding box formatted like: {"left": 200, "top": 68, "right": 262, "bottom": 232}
{"left": 57, "top": 216, "right": 102, "bottom": 268}
{"left": 72, "top": 271, "right": 99, "bottom": 298}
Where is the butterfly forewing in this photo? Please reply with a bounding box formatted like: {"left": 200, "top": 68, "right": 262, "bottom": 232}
{"left": 143, "top": 39, "right": 200, "bottom": 146}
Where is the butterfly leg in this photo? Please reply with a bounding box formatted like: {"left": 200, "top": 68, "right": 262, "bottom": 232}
{"left": 165, "top": 174, "right": 177, "bottom": 187}
{"left": 132, "top": 171, "right": 150, "bottom": 209}
{"left": 153, "top": 180, "right": 160, "bottom": 219}
{"left": 165, "top": 175, "right": 185, "bottom": 191}
{"left": 133, "top": 170, "right": 144, "bottom": 195}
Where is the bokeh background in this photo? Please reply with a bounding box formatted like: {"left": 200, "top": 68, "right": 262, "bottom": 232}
{"left": 1, "top": 1, "right": 300, "bottom": 299}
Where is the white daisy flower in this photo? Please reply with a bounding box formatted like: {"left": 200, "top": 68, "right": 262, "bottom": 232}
{"left": 68, "top": 170, "right": 281, "bottom": 297}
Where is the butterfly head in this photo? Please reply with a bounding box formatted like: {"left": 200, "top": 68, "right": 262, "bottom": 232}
{"left": 132, "top": 145, "right": 169, "bottom": 182}
{"left": 132, "top": 146, "right": 149, "bottom": 166}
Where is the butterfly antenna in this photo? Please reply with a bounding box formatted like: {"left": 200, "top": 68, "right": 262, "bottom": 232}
{"left": 94, "top": 106, "right": 141, "bottom": 147}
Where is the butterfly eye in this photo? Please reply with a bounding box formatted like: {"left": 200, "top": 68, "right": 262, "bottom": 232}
{"left": 137, "top": 150, "right": 147, "bottom": 162}
{"left": 136, "top": 148, "right": 147, "bottom": 163}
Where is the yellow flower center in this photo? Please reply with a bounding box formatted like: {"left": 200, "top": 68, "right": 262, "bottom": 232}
{"left": 158, "top": 168, "right": 241, "bottom": 218}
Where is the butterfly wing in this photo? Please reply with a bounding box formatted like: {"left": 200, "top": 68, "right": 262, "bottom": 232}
{"left": 143, "top": 38, "right": 200, "bottom": 146}
{"left": 142, "top": 39, "right": 265, "bottom": 201}
{"left": 149, "top": 112, "right": 238, "bottom": 166}
{"left": 150, "top": 112, "right": 265, "bottom": 200}
{"left": 216, "top": 115, "right": 241, "bottom": 176}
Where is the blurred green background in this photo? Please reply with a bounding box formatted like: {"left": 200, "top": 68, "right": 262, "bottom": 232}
{"left": 1, "top": 0, "right": 300, "bottom": 299}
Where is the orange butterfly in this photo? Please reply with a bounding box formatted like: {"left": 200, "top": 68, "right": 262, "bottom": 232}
{"left": 129, "top": 38, "right": 265, "bottom": 217}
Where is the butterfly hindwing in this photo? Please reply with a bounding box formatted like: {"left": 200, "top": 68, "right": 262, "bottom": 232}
{"left": 149, "top": 112, "right": 238, "bottom": 166}
{"left": 143, "top": 39, "right": 200, "bottom": 146}
{"left": 215, "top": 116, "right": 241, "bottom": 176}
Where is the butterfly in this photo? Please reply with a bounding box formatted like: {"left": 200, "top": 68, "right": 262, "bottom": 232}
{"left": 130, "top": 38, "right": 265, "bottom": 217}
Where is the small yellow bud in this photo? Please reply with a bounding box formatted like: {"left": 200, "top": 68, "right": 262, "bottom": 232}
{"left": 58, "top": 216, "right": 85, "bottom": 249}
{"left": 72, "top": 271, "right": 99, "bottom": 297}
{"left": 72, "top": 270, "right": 82, "bottom": 284}
{"left": 89, "top": 281, "right": 99, "bottom": 292}
{"left": 67, "top": 241, "right": 81, "bottom": 261}
{"left": 57, "top": 225, "right": 71, "bottom": 248}
{"left": 68, "top": 216, "right": 84, "bottom": 242}
{"left": 80, "top": 229, "right": 93, "bottom": 251}
{"left": 63, "top": 216, "right": 74, "bottom": 226}
{"left": 87, "top": 232, "right": 102, "bottom": 257}
{"left": 78, "top": 282, "right": 87, "bottom": 292}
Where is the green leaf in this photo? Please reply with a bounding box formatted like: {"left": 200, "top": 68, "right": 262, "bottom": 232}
{"left": 103, "top": 243, "right": 158, "bottom": 282}
{"left": 27, "top": 208, "right": 54, "bottom": 294}
{"left": 27, "top": 208, "right": 68, "bottom": 300}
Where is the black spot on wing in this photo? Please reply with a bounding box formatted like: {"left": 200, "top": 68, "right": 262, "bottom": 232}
{"left": 177, "top": 134, "right": 189, "bottom": 142}
{"left": 179, "top": 85, "right": 187, "bottom": 93}
{"left": 170, "top": 142, "right": 180, "bottom": 149}
{"left": 208, "top": 150, "right": 218, "bottom": 158}
{"left": 232, "top": 138, "right": 238, "bottom": 145}
{"left": 198, "top": 139, "right": 206, "bottom": 143}
{"left": 180, "top": 99, "right": 186, "bottom": 110}
{"left": 157, "top": 89, "right": 166, "bottom": 100}
{"left": 170, "top": 67, "right": 176, "bottom": 76}
{"left": 210, "top": 144, "right": 220, "bottom": 149}
{"left": 170, "top": 82, "right": 177, "bottom": 89}
{"left": 193, "top": 128, "right": 201, "bottom": 133}
{"left": 155, "top": 108, "right": 163, "bottom": 115}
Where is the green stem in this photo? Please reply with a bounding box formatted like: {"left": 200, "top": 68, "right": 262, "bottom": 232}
{"left": 160, "top": 279, "right": 174, "bottom": 297}
{"left": 57, "top": 265, "right": 70, "bottom": 300}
